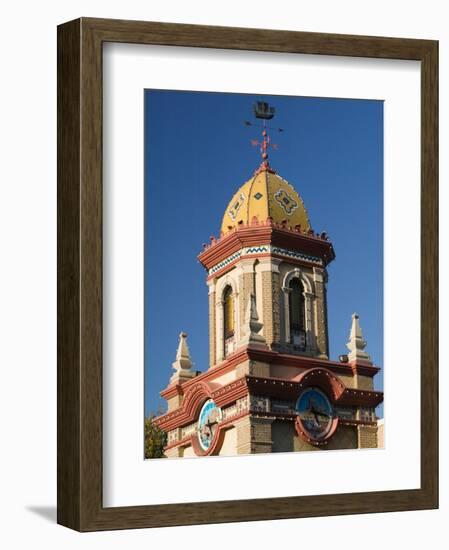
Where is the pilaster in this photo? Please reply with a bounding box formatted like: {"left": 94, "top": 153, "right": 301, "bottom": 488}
{"left": 207, "top": 280, "right": 216, "bottom": 367}
{"left": 357, "top": 425, "right": 378, "bottom": 448}
{"left": 313, "top": 267, "right": 329, "bottom": 358}
{"left": 250, "top": 417, "right": 274, "bottom": 454}
{"left": 259, "top": 259, "right": 281, "bottom": 347}
{"left": 237, "top": 260, "right": 256, "bottom": 341}
{"left": 235, "top": 415, "right": 252, "bottom": 455}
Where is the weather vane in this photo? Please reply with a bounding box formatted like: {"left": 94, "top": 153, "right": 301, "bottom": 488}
{"left": 244, "top": 101, "right": 284, "bottom": 172}
{"left": 253, "top": 101, "right": 275, "bottom": 120}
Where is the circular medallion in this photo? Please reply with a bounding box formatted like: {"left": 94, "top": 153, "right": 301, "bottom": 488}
{"left": 295, "top": 387, "right": 336, "bottom": 443}
{"left": 197, "top": 399, "right": 222, "bottom": 451}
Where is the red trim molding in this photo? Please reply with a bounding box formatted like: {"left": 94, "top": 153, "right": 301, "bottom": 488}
{"left": 156, "top": 369, "right": 383, "bottom": 432}
{"left": 246, "top": 372, "right": 383, "bottom": 407}
{"left": 198, "top": 222, "right": 335, "bottom": 272}
{"left": 292, "top": 368, "right": 346, "bottom": 401}
{"left": 338, "top": 388, "right": 384, "bottom": 407}
{"left": 245, "top": 346, "right": 380, "bottom": 377}
{"left": 159, "top": 368, "right": 383, "bottom": 455}
{"left": 213, "top": 378, "right": 248, "bottom": 407}
{"left": 155, "top": 380, "right": 218, "bottom": 431}
{"left": 159, "top": 347, "right": 249, "bottom": 402}
{"left": 155, "top": 377, "right": 249, "bottom": 432}
{"left": 190, "top": 422, "right": 227, "bottom": 457}
{"left": 159, "top": 346, "right": 380, "bottom": 406}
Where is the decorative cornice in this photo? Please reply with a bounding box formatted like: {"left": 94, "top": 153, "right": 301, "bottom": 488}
{"left": 349, "top": 361, "right": 381, "bottom": 377}
{"left": 338, "top": 388, "right": 384, "bottom": 407}
{"left": 160, "top": 344, "right": 380, "bottom": 405}
{"left": 155, "top": 377, "right": 249, "bottom": 432}
{"left": 212, "top": 377, "right": 249, "bottom": 407}
{"left": 245, "top": 368, "right": 346, "bottom": 403}
{"left": 246, "top": 369, "right": 383, "bottom": 408}
{"left": 160, "top": 346, "right": 249, "bottom": 401}
{"left": 155, "top": 368, "right": 383, "bottom": 432}
{"left": 198, "top": 222, "right": 335, "bottom": 273}
{"left": 245, "top": 346, "right": 381, "bottom": 378}
{"left": 155, "top": 380, "right": 219, "bottom": 431}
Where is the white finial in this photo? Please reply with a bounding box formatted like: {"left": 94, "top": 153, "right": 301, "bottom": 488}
{"left": 239, "top": 294, "right": 266, "bottom": 347}
{"left": 170, "top": 332, "right": 196, "bottom": 384}
{"left": 346, "top": 313, "right": 371, "bottom": 363}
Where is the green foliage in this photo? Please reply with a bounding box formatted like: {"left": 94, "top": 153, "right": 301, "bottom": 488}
{"left": 144, "top": 413, "right": 167, "bottom": 459}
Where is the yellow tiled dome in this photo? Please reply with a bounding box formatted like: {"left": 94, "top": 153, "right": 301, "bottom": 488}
{"left": 221, "top": 168, "right": 311, "bottom": 235}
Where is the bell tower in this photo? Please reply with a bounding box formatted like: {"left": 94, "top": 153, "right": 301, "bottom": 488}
{"left": 203, "top": 221, "right": 334, "bottom": 365}
{"left": 154, "top": 101, "right": 383, "bottom": 458}
{"left": 200, "top": 104, "right": 334, "bottom": 368}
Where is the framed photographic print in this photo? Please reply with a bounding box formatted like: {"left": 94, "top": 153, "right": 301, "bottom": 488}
{"left": 57, "top": 17, "right": 438, "bottom": 531}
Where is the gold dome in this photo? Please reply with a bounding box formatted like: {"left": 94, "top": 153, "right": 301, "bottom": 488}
{"left": 221, "top": 168, "right": 311, "bottom": 235}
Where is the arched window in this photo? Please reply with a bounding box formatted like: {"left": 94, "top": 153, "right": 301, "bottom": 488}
{"left": 223, "top": 286, "right": 234, "bottom": 338}
{"left": 289, "top": 278, "right": 305, "bottom": 348}
{"left": 223, "top": 286, "right": 235, "bottom": 356}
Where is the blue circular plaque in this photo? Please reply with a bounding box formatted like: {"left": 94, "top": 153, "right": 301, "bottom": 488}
{"left": 296, "top": 387, "right": 334, "bottom": 441}
{"left": 197, "top": 399, "right": 222, "bottom": 451}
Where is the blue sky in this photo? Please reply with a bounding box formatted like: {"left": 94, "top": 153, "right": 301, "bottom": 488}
{"left": 144, "top": 90, "right": 384, "bottom": 417}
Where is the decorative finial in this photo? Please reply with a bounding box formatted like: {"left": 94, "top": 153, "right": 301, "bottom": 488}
{"left": 170, "top": 332, "right": 197, "bottom": 384}
{"left": 346, "top": 313, "right": 372, "bottom": 363}
{"left": 245, "top": 101, "right": 283, "bottom": 174}
{"left": 239, "top": 294, "right": 267, "bottom": 347}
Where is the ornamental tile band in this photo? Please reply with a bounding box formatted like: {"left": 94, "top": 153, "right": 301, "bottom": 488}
{"left": 208, "top": 245, "right": 322, "bottom": 275}
{"left": 244, "top": 246, "right": 269, "bottom": 255}
{"left": 209, "top": 250, "right": 242, "bottom": 275}
{"left": 271, "top": 246, "right": 322, "bottom": 265}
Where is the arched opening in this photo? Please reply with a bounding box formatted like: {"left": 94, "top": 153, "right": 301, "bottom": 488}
{"left": 223, "top": 285, "right": 235, "bottom": 357}
{"left": 289, "top": 278, "right": 306, "bottom": 349}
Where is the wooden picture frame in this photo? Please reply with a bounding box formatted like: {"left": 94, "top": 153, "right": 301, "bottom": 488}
{"left": 57, "top": 17, "right": 438, "bottom": 531}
